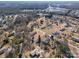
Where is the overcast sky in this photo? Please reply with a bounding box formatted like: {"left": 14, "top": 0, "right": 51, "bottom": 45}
{"left": 0, "top": 0, "right": 79, "bottom": 1}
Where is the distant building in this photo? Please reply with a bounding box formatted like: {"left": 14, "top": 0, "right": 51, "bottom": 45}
{"left": 44, "top": 4, "right": 69, "bottom": 15}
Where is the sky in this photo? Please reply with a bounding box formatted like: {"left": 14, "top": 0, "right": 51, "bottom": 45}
{"left": 0, "top": 0, "right": 79, "bottom": 1}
